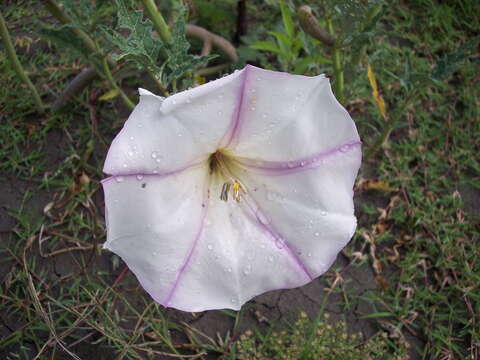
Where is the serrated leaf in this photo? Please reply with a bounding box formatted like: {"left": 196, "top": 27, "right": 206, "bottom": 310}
{"left": 102, "top": 0, "right": 164, "bottom": 76}
{"left": 163, "top": 15, "right": 216, "bottom": 84}
{"left": 431, "top": 36, "right": 480, "bottom": 81}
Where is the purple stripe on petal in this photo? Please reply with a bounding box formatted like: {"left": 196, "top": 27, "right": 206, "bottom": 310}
{"left": 221, "top": 65, "right": 251, "bottom": 148}
{"left": 234, "top": 141, "right": 362, "bottom": 176}
{"left": 161, "top": 182, "right": 210, "bottom": 308}
{"left": 242, "top": 196, "right": 313, "bottom": 281}
{"left": 100, "top": 161, "right": 205, "bottom": 185}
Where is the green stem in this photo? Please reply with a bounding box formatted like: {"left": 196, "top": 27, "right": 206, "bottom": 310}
{"left": 101, "top": 57, "right": 134, "bottom": 110}
{"left": 326, "top": 19, "right": 344, "bottom": 104}
{"left": 0, "top": 11, "right": 45, "bottom": 114}
{"left": 364, "top": 90, "right": 417, "bottom": 161}
{"left": 147, "top": 69, "right": 169, "bottom": 97}
{"left": 140, "top": 0, "right": 171, "bottom": 43}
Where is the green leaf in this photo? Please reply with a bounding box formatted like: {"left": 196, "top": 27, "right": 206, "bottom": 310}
{"left": 250, "top": 41, "right": 282, "bottom": 55}
{"left": 431, "top": 36, "right": 480, "bottom": 81}
{"left": 163, "top": 15, "right": 217, "bottom": 84}
{"left": 101, "top": 0, "right": 163, "bottom": 75}
{"left": 279, "top": 0, "right": 295, "bottom": 39}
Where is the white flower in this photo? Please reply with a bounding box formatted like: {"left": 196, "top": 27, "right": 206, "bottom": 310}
{"left": 102, "top": 65, "right": 361, "bottom": 312}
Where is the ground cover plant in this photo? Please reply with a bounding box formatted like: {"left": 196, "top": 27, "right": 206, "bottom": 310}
{"left": 0, "top": 0, "right": 479, "bottom": 359}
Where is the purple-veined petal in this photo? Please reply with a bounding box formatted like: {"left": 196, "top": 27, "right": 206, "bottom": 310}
{"left": 232, "top": 142, "right": 361, "bottom": 278}
{"left": 102, "top": 165, "right": 209, "bottom": 306}
{"left": 104, "top": 67, "right": 246, "bottom": 176}
{"left": 224, "top": 66, "right": 359, "bottom": 163}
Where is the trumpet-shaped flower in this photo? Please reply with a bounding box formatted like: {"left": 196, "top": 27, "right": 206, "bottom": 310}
{"left": 102, "top": 65, "right": 361, "bottom": 312}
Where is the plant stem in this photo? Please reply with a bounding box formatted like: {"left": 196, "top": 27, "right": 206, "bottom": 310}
{"left": 326, "top": 19, "right": 344, "bottom": 104}
{"left": 101, "top": 57, "right": 134, "bottom": 110}
{"left": 147, "top": 69, "right": 169, "bottom": 97}
{"left": 140, "top": 0, "right": 171, "bottom": 43}
{"left": 0, "top": 11, "right": 45, "bottom": 114}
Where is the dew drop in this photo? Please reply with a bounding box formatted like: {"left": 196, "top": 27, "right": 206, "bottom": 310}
{"left": 300, "top": 161, "right": 306, "bottom": 167}
{"left": 257, "top": 211, "right": 269, "bottom": 225}
{"left": 136, "top": 174, "right": 144, "bottom": 181}
{"left": 129, "top": 136, "right": 134, "bottom": 141}
{"left": 218, "top": 110, "right": 223, "bottom": 116}
{"left": 320, "top": 210, "right": 327, "bottom": 216}
{"left": 251, "top": 88, "right": 256, "bottom": 93}
{"left": 340, "top": 144, "right": 350, "bottom": 153}
{"left": 251, "top": 106, "right": 256, "bottom": 111}
{"left": 262, "top": 113, "right": 267, "bottom": 119}
{"left": 287, "top": 162, "right": 295, "bottom": 168}
{"left": 243, "top": 266, "right": 251, "bottom": 275}
{"left": 152, "top": 251, "right": 157, "bottom": 255}
{"left": 218, "top": 94, "right": 224, "bottom": 99}
{"left": 122, "top": 163, "right": 128, "bottom": 168}
{"left": 156, "top": 158, "right": 162, "bottom": 163}
{"left": 151, "top": 151, "right": 158, "bottom": 159}
{"left": 260, "top": 243, "right": 266, "bottom": 249}
{"left": 137, "top": 123, "right": 143, "bottom": 128}
{"left": 115, "top": 176, "right": 124, "bottom": 183}
{"left": 231, "top": 297, "right": 236, "bottom": 303}
{"left": 226, "top": 267, "right": 232, "bottom": 273}
{"left": 307, "top": 252, "right": 312, "bottom": 257}
{"left": 177, "top": 133, "right": 183, "bottom": 137}
{"left": 172, "top": 99, "right": 177, "bottom": 105}
{"left": 275, "top": 238, "right": 284, "bottom": 249}
{"left": 256, "top": 77, "right": 261, "bottom": 81}
{"left": 268, "top": 255, "right": 274, "bottom": 263}
{"left": 314, "top": 232, "right": 320, "bottom": 237}
{"left": 207, "top": 244, "right": 213, "bottom": 250}
{"left": 127, "top": 151, "right": 134, "bottom": 157}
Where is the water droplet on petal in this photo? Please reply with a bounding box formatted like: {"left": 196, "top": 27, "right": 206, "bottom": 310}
{"left": 314, "top": 232, "right": 320, "bottom": 237}
{"left": 137, "top": 123, "right": 143, "bottom": 128}
{"left": 320, "top": 210, "right": 327, "bottom": 216}
{"left": 340, "top": 145, "right": 350, "bottom": 152}
{"left": 251, "top": 106, "right": 256, "bottom": 111}
{"left": 156, "top": 158, "right": 162, "bottom": 163}
{"left": 268, "top": 255, "right": 274, "bottom": 263}
{"left": 300, "top": 161, "right": 305, "bottom": 167}
{"left": 115, "top": 176, "right": 124, "bottom": 183}
{"left": 177, "top": 133, "right": 183, "bottom": 137}
{"left": 129, "top": 136, "right": 134, "bottom": 141}
{"left": 307, "top": 252, "right": 312, "bottom": 257}
{"left": 207, "top": 244, "right": 213, "bottom": 250}
{"left": 122, "top": 163, "right": 128, "bottom": 168}
{"left": 287, "top": 162, "right": 295, "bottom": 168}
{"left": 262, "top": 113, "right": 267, "bottom": 119}
{"left": 226, "top": 267, "right": 232, "bottom": 273}
{"left": 127, "top": 151, "right": 134, "bottom": 157}
{"left": 136, "top": 174, "right": 144, "bottom": 181}
{"left": 231, "top": 297, "right": 236, "bottom": 303}
{"left": 257, "top": 212, "right": 269, "bottom": 225}
{"left": 275, "top": 238, "right": 284, "bottom": 249}
{"left": 172, "top": 99, "right": 177, "bottom": 105}
{"left": 151, "top": 151, "right": 158, "bottom": 159}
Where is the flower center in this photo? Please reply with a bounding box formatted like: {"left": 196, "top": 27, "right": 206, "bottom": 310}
{"left": 209, "top": 150, "right": 246, "bottom": 202}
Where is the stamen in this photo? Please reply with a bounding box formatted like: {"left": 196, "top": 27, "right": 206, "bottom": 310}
{"left": 211, "top": 151, "right": 247, "bottom": 203}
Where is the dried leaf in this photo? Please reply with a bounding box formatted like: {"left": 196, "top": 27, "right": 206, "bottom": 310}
{"left": 367, "top": 64, "right": 387, "bottom": 120}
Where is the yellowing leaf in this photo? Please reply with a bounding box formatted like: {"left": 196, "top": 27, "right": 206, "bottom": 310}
{"left": 367, "top": 64, "right": 387, "bottom": 120}
{"left": 98, "top": 88, "right": 120, "bottom": 101}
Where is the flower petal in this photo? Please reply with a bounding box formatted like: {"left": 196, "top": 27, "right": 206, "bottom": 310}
{"left": 164, "top": 179, "right": 311, "bottom": 312}
{"left": 233, "top": 143, "right": 361, "bottom": 278}
{"left": 226, "top": 65, "right": 359, "bottom": 162}
{"left": 104, "top": 67, "right": 246, "bottom": 176}
{"left": 102, "top": 165, "right": 209, "bottom": 306}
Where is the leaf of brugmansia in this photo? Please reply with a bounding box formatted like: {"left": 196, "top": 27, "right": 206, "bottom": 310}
{"left": 102, "top": 65, "right": 361, "bottom": 312}
{"left": 367, "top": 64, "right": 387, "bottom": 120}
{"left": 250, "top": 41, "right": 282, "bottom": 55}
{"left": 98, "top": 88, "right": 120, "bottom": 101}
